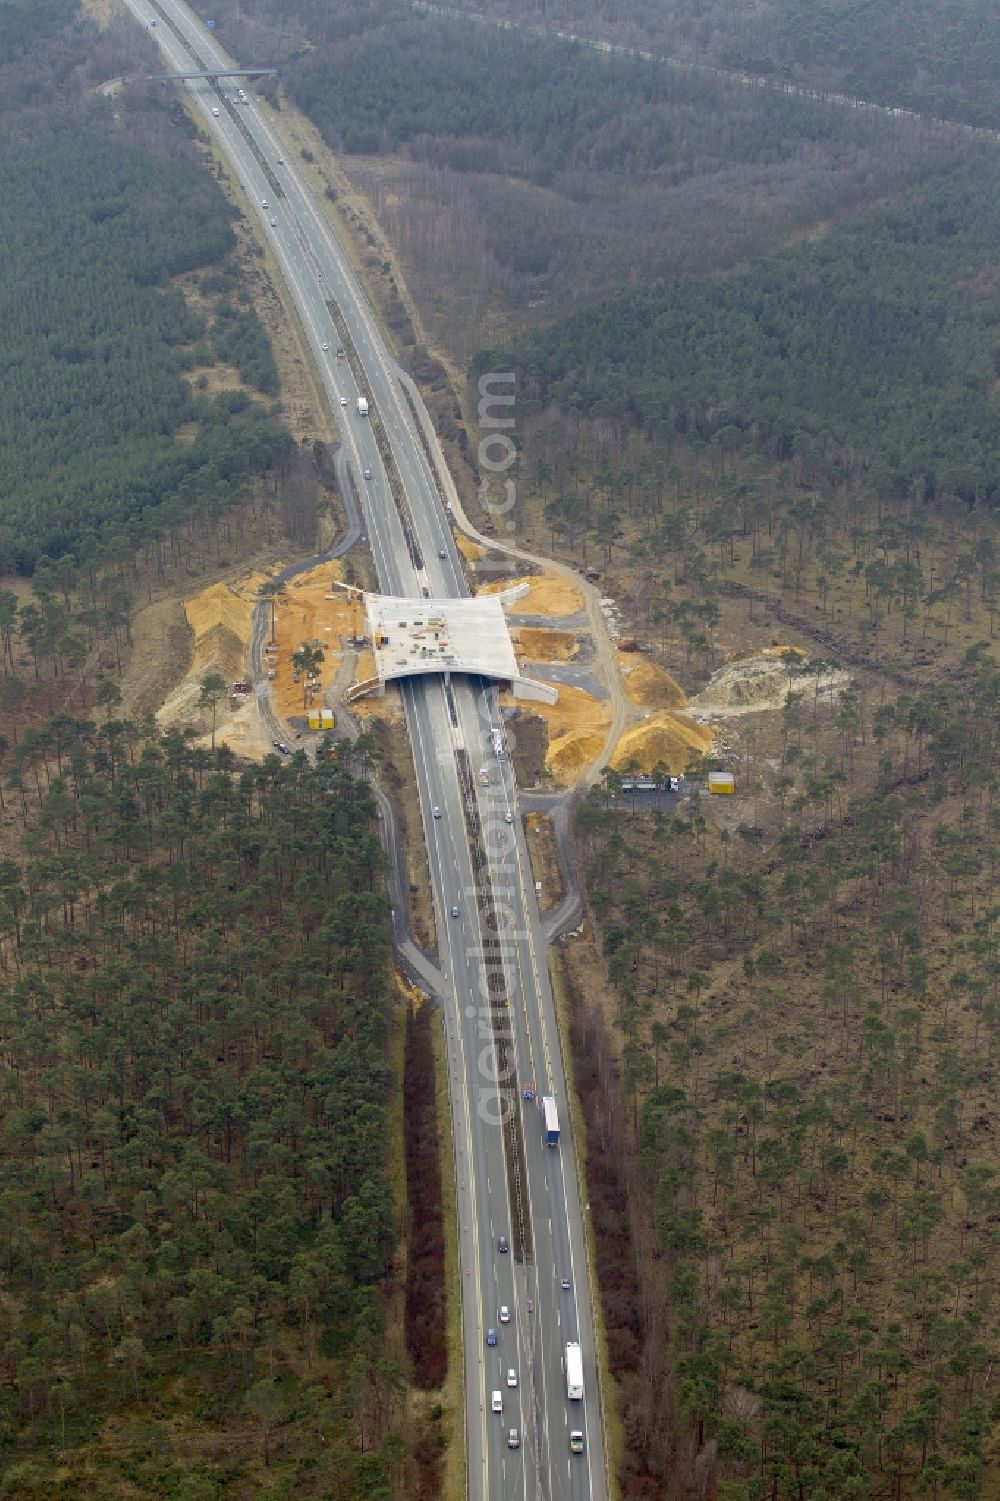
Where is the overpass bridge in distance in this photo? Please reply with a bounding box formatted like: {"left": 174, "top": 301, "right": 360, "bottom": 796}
{"left": 154, "top": 67, "right": 278, "bottom": 80}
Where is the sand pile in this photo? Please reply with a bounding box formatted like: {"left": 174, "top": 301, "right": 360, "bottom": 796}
{"left": 502, "top": 678, "right": 609, "bottom": 785}
{"left": 689, "top": 653, "right": 849, "bottom": 719}
{"left": 610, "top": 712, "right": 715, "bottom": 775}
{"left": 546, "top": 729, "right": 608, "bottom": 781}
{"left": 184, "top": 581, "right": 254, "bottom": 679}
{"left": 528, "top": 680, "right": 610, "bottom": 739}
{"left": 515, "top": 627, "right": 579, "bottom": 662}
{"left": 480, "top": 569, "right": 585, "bottom": 618}
{"left": 618, "top": 655, "right": 686, "bottom": 709}
{"left": 159, "top": 573, "right": 268, "bottom": 739}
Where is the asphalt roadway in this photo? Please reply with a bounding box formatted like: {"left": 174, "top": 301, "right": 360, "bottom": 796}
{"left": 124, "top": 8, "right": 608, "bottom": 1499}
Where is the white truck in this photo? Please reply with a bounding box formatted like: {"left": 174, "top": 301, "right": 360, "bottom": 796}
{"left": 357, "top": 396, "right": 369, "bottom": 416}
{"left": 543, "top": 1095, "right": 560, "bottom": 1146}
{"left": 565, "top": 1341, "right": 584, "bottom": 1401}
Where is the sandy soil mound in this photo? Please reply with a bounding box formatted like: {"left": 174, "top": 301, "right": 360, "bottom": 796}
{"left": 618, "top": 655, "right": 686, "bottom": 709}
{"left": 611, "top": 711, "right": 715, "bottom": 775}
{"left": 504, "top": 677, "right": 610, "bottom": 785}
{"left": 159, "top": 573, "right": 268, "bottom": 739}
{"left": 528, "top": 680, "right": 610, "bottom": 739}
{"left": 515, "top": 627, "right": 579, "bottom": 662}
{"left": 185, "top": 581, "right": 255, "bottom": 678}
{"left": 546, "top": 729, "right": 607, "bottom": 781}
{"left": 690, "top": 653, "right": 849, "bottom": 718}
{"left": 480, "top": 569, "right": 585, "bottom": 617}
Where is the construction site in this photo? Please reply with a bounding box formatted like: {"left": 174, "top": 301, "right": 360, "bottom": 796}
{"left": 151, "top": 535, "right": 849, "bottom": 802}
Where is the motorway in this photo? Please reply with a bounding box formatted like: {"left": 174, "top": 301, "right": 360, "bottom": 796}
{"left": 124, "top": 6, "right": 608, "bottom": 1501}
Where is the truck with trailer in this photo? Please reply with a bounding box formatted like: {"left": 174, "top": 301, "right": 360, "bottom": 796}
{"left": 542, "top": 1096, "right": 560, "bottom": 1146}
{"left": 565, "top": 1341, "right": 584, "bottom": 1400}
{"left": 357, "top": 396, "right": 369, "bottom": 416}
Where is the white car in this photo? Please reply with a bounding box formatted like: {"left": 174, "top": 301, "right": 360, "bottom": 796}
{"left": 340, "top": 396, "right": 347, "bottom": 406}
{"left": 491, "top": 1391, "right": 502, "bottom": 1415}
{"left": 261, "top": 198, "right": 268, "bottom": 208}
{"left": 499, "top": 1305, "right": 510, "bottom": 1324}
{"left": 322, "top": 342, "right": 329, "bottom": 351}
{"left": 506, "top": 1369, "right": 517, "bottom": 1388}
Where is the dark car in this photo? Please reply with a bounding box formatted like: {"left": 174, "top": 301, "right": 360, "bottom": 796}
{"left": 498, "top": 1235, "right": 509, "bottom": 1254}
{"left": 486, "top": 1327, "right": 497, "bottom": 1347}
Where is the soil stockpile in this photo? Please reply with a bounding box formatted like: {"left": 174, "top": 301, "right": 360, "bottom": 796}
{"left": 610, "top": 711, "right": 715, "bottom": 775}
